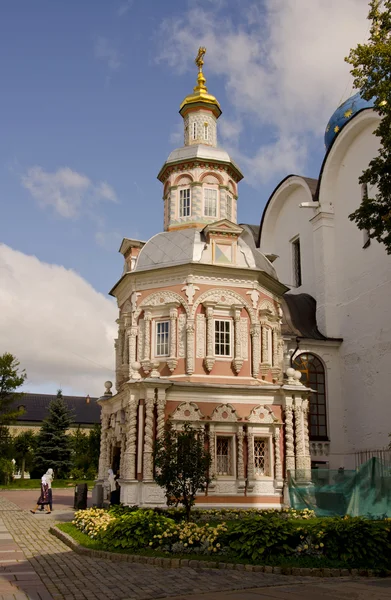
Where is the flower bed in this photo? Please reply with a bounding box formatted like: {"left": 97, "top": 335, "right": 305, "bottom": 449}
{"left": 72, "top": 507, "right": 391, "bottom": 570}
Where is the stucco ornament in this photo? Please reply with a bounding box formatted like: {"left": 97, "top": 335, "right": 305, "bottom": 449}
{"left": 170, "top": 401, "right": 205, "bottom": 422}
{"left": 247, "top": 405, "right": 278, "bottom": 424}
{"left": 130, "top": 291, "right": 142, "bottom": 315}
{"left": 211, "top": 403, "right": 238, "bottom": 422}
{"left": 246, "top": 289, "right": 260, "bottom": 310}
{"left": 182, "top": 283, "right": 200, "bottom": 305}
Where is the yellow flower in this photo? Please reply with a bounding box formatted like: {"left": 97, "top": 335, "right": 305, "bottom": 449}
{"left": 320, "top": 543, "right": 324, "bottom": 548}
{"left": 303, "top": 545, "right": 308, "bottom": 550}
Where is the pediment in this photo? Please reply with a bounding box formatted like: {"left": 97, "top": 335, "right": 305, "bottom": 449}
{"left": 203, "top": 219, "right": 243, "bottom": 237}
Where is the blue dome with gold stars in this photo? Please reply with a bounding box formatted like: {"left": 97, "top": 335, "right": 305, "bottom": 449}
{"left": 324, "top": 92, "right": 375, "bottom": 150}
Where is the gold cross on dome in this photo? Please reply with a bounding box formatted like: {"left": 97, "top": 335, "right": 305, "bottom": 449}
{"left": 195, "top": 47, "right": 206, "bottom": 71}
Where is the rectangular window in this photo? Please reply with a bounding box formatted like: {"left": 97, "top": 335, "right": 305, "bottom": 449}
{"left": 204, "top": 188, "right": 217, "bottom": 217}
{"left": 254, "top": 438, "right": 270, "bottom": 476}
{"left": 292, "top": 237, "right": 302, "bottom": 287}
{"left": 203, "top": 123, "right": 209, "bottom": 141}
{"left": 226, "top": 195, "right": 232, "bottom": 221}
{"left": 214, "top": 320, "right": 231, "bottom": 356}
{"left": 216, "top": 436, "right": 233, "bottom": 476}
{"left": 155, "top": 321, "right": 170, "bottom": 357}
{"left": 192, "top": 122, "right": 197, "bottom": 140}
{"left": 179, "top": 188, "right": 191, "bottom": 217}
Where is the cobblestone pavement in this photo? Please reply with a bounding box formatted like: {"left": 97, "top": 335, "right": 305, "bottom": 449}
{"left": 0, "top": 493, "right": 391, "bottom": 600}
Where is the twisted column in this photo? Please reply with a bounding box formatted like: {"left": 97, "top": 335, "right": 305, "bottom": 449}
{"left": 237, "top": 425, "right": 245, "bottom": 483}
{"left": 233, "top": 308, "right": 243, "bottom": 374}
{"left": 167, "top": 308, "right": 178, "bottom": 372}
{"left": 156, "top": 388, "right": 166, "bottom": 441}
{"left": 128, "top": 326, "right": 138, "bottom": 378}
{"left": 141, "top": 310, "right": 152, "bottom": 373}
{"left": 186, "top": 319, "right": 195, "bottom": 375}
{"left": 250, "top": 324, "right": 260, "bottom": 378}
{"left": 247, "top": 428, "right": 255, "bottom": 483}
{"left": 98, "top": 413, "right": 110, "bottom": 479}
{"left": 204, "top": 306, "right": 215, "bottom": 372}
{"left": 284, "top": 403, "right": 295, "bottom": 472}
{"left": 273, "top": 428, "right": 283, "bottom": 480}
{"left": 123, "top": 397, "right": 138, "bottom": 480}
{"left": 208, "top": 424, "right": 216, "bottom": 488}
{"left": 272, "top": 328, "right": 279, "bottom": 367}
{"left": 143, "top": 390, "right": 155, "bottom": 480}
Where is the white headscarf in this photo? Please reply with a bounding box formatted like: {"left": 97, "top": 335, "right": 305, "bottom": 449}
{"left": 108, "top": 469, "right": 116, "bottom": 492}
{"left": 41, "top": 474, "right": 48, "bottom": 486}
{"left": 45, "top": 469, "right": 54, "bottom": 488}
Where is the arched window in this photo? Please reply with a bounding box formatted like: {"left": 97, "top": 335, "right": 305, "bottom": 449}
{"left": 293, "top": 353, "right": 327, "bottom": 440}
{"left": 203, "top": 122, "right": 209, "bottom": 141}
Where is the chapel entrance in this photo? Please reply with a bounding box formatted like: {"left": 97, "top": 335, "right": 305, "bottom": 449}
{"left": 112, "top": 445, "right": 121, "bottom": 477}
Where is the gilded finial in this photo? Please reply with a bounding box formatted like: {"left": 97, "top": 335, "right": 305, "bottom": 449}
{"left": 194, "top": 47, "right": 208, "bottom": 94}
{"left": 195, "top": 47, "right": 206, "bottom": 71}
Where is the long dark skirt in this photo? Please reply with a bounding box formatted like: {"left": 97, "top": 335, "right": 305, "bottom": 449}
{"left": 110, "top": 488, "right": 120, "bottom": 505}
{"left": 37, "top": 483, "right": 49, "bottom": 506}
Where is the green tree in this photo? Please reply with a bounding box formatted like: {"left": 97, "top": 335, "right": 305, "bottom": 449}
{"left": 345, "top": 0, "right": 391, "bottom": 253}
{"left": 154, "top": 422, "right": 211, "bottom": 521}
{"left": 69, "top": 426, "right": 89, "bottom": 472}
{"left": 14, "top": 430, "right": 36, "bottom": 479}
{"left": 88, "top": 424, "right": 101, "bottom": 473}
{"left": 0, "top": 352, "right": 26, "bottom": 426}
{"left": 34, "top": 390, "right": 74, "bottom": 478}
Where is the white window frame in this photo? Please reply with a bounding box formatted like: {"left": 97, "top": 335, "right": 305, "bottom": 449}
{"left": 253, "top": 435, "right": 272, "bottom": 477}
{"left": 215, "top": 434, "right": 236, "bottom": 477}
{"left": 204, "top": 188, "right": 218, "bottom": 217}
{"left": 155, "top": 320, "right": 170, "bottom": 357}
{"left": 192, "top": 121, "right": 197, "bottom": 140}
{"left": 203, "top": 122, "right": 209, "bottom": 141}
{"left": 214, "top": 319, "right": 232, "bottom": 357}
{"left": 226, "top": 195, "right": 232, "bottom": 221}
{"left": 179, "top": 188, "right": 191, "bottom": 218}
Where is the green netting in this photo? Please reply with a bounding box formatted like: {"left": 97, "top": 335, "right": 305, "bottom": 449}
{"left": 289, "top": 458, "right": 391, "bottom": 518}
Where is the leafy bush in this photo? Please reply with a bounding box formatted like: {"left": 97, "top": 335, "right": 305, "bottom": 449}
{"left": 100, "top": 509, "right": 175, "bottom": 550}
{"left": 226, "top": 513, "right": 299, "bottom": 561}
{"left": 73, "top": 508, "right": 115, "bottom": 538}
{"left": 153, "top": 521, "right": 228, "bottom": 555}
{"left": 0, "top": 458, "right": 14, "bottom": 485}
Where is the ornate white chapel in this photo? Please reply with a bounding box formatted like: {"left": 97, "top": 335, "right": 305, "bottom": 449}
{"left": 96, "top": 48, "right": 314, "bottom": 508}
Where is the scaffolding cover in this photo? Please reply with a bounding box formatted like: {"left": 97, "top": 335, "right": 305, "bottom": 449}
{"left": 289, "top": 458, "right": 391, "bottom": 518}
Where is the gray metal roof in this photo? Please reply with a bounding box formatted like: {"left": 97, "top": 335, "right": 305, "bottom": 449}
{"left": 13, "top": 393, "right": 101, "bottom": 425}
{"left": 281, "top": 293, "right": 327, "bottom": 340}
{"left": 135, "top": 229, "right": 204, "bottom": 272}
{"left": 165, "top": 144, "right": 240, "bottom": 171}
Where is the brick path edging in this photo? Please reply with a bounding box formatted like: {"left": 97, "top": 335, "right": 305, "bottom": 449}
{"left": 50, "top": 525, "right": 391, "bottom": 579}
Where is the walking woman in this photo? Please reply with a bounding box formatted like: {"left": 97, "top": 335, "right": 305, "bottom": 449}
{"left": 45, "top": 468, "right": 54, "bottom": 511}
{"left": 30, "top": 474, "right": 51, "bottom": 514}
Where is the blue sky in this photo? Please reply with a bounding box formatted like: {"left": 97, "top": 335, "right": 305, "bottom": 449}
{"left": 0, "top": 0, "right": 370, "bottom": 394}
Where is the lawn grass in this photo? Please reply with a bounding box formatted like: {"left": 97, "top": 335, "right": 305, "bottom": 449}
{"left": 0, "top": 479, "right": 96, "bottom": 490}
{"left": 56, "top": 523, "right": 357, "bottom": 571}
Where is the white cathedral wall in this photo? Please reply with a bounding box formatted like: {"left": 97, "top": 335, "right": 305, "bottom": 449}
{"left": 261, "top": 185, "right": 316, "bottom": 297}
{"left": 328, "top": 118, "right": 391, "bottom": 457}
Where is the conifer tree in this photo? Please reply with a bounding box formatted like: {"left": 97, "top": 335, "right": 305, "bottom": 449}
{"left": 34, "top": 390, "right": 74, "bottom": 478}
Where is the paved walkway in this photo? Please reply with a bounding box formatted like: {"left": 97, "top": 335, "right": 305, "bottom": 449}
{"left": 0, "top": 491, "right": 390, "bottom": 600}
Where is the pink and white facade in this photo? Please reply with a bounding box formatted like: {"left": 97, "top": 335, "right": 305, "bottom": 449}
{"left": 96, "top": 62, "right": 312, "bottom": 508}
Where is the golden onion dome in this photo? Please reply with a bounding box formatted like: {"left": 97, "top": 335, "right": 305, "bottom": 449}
{"left": 179, "top": 47, "right": 221, "bottom": 117}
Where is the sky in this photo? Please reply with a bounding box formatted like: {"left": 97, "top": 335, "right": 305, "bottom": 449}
{"left": 0, "top": 0, "right": 372, "bottom": 396}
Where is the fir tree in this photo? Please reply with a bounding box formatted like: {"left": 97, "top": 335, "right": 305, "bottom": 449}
{"left": 34, "top": 390, "right": 74, "bottom": 478}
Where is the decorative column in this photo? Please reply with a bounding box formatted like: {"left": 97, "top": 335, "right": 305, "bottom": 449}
{"left": 143, "top": 389, "right": 155, "bottom": 480}
{"left": 273, "top": 428, "right": 283, "bottom": 487}
{"left": 284, "top": 400, "right": 295, "bottom": 472}
{"left": 260, "top": 323, "right": 270, "bottom": 379}
{"left": 128, "top": 326, "right": 138, "bottom": 378}
{"left": 123, "top": 396, "right": 138, "bottom": 480}
{"left": 302, "top": 399, "right": 312, "bottom": 473}
{"left": 232, "top": 307, "right": 244, "bottom": 374}
{"left": 250, "top": 324, "right": 260, "bottom": 378}
{"left": 167, "top": 308, "right": 178, "bottom": 373}
{"left": 98, "top": 413, "right": 110, "bottom": 480}
{"left": 271, "top": 328, "right": 282, "bottom": 382}
{"left": 208, "top": 424, "right": 216, "bottom": 489}
{"left": 237, "top": 425, "right": 245, "bottom": 491}
{"left": 186, "top": 319, "right": 195, "bottom": 375}
{"left": 156, "top": 388, "right": 166, "bottom": 440}
{"left": 204, "top": 306, "right": 215, "bottom": 372}
{"left": 246, "top": 427, "right": 255, "bottom": 492}
{"left": 294, "top": 397, "right": 306, "bottom": 476}
{"left": 141, "top": 310, "right": 152, "bottom": 373}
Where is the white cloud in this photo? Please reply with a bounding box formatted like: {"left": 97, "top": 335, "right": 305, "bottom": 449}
{"left": 156, "top": 0, "right": 370, "bottom": 182}
{"left": 117, "top": 0, "right": 134, "bottom": 16}
{"left": 219, "top": 117, "right": 243, "bottom": 143}
{"left": 0, "top": 244, "right": 118, "bottom": 396}
{"left": 21, "top": 166, "right": 118, "bottom": 219}
{"left": 94, "top": 36, "right": 122, "bottom": 71}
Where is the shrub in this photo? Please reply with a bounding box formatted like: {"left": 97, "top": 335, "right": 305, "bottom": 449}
{"left": 100, "top": 509, "right": 175, "bottom": 550}
{"left": 73, "top": 508, "right": 115, "bottom": 538}
{"left": 0, "top": 458, "right": 14, "bottom": 485}
{"left": 226, "top": 514, "right": 299, "bottom": 561}
{"left": 153, "top": 521, "right": 228, "bottom": 555}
